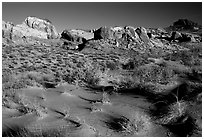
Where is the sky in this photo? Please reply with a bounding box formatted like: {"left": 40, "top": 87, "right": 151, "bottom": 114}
{"left": 2, "top": 2, "right": 202, "bottom": 33}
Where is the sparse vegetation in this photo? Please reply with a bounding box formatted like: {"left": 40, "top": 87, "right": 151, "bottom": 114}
{"left": 2, "top": 17, "right": 202, "bottom": 137}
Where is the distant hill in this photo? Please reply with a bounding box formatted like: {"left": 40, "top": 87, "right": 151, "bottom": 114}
{"left": 165, "top": 19, "right": 201, "bottom": 32}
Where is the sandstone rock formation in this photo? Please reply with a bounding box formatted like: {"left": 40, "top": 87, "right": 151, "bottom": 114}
{"left": 171, "top": 31, "right": 182, "bottom": 41}
{"left": 2, "top": 16, "right": 59, "bottom": 44}
{"left": 2, "top": 17, "right": 201, "bottom": 50}
{"left": 93, "top": 26, "right": 156, "bottom": 48}
{"left": 61, "top": 29, "right": 94, "bottom": 43}
{"left": 94, "top": 26, "right": 114, "bottom": 40}
{"left": 24, "top": 16, "right": 59, "bottom": 39}
{"left": 170, "top": 31, "right": 201, "bottom": 42}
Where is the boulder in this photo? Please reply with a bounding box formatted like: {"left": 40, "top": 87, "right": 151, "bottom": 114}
{"left": 61, "top": 29, "right": 94, "bottom": 43}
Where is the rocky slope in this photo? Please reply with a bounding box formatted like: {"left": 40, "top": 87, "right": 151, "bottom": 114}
{"left": 2, "top": 17, "right": 202, "bottom": 137}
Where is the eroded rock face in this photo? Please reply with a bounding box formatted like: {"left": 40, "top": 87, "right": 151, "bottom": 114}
{"left": 169, "top": 31, "right": 201, "bottom": 43}
{"left": 2, "top": 17, "right": 59, "bottom": 44}
{"left": 94, "top": 26, "right": 114, "bottom": 40}
{"left": 12, "top": 24, "right": 48, "bottom": 40}
{"left": 92, "top": 26, "right": 159, "bottom": 49}
{"left": 61, "top": 29, "right": 94, "bottom": 43}
{"left": 24, "top": 16, "right": 59, "bottom": 39}
{"left": 171, "top": 31, "right": 182, "bottom": 40}
{"left": 136, "top": 27, "right": 150, "bottom": 43}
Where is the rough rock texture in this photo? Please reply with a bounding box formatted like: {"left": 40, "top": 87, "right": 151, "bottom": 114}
{"left": 12, "top": 24, "right": 48, "bottom": 40}
{"left": 24, "top": 16, "right": 59, "bottom": 39}
{"left": 171, "top": 31, "right": 182, "bottom": 40}
{"left": 2, "top": 16, "right": 59, "bottom": 44}
{"left": 93, "top": 26, "right": 163, "bottom": 45}
{"left": 136, "top": 27, "right": 150, "bottom": 43}
{"left": 94, "top": 26, "right": 114, "bottom": 40}
{"left": 61, "top": 29, "right": 94, "bottom": 43}
{"left": 93, "top": 26, "right": 151, "bottom": 47}
{"left": 170, "top": 31, "right": 201, "bottom": 42}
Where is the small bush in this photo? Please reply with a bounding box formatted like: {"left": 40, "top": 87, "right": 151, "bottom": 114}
{"left": 134, "top": 64, "right": 175, "bottom": 85}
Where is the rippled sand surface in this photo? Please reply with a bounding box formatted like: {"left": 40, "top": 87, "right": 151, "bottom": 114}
{"left": 3, "top": 83, "right": 172, "bottom": 137}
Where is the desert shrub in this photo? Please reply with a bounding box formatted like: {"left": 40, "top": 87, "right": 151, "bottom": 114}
{"left": 84, "top": 70, "right": 100, "bottom": 86}
{"left": 61, "top": 58, "right": 101, "bottom": 86}
{"left": 112, "top": 76, "right": 134, "bottom": 90}
{"left": 134, "top": 64, "right": 175, "bottom": 85}
{"left": 2, "top": 74, "right": 34, "bottom": 91}
{"left": 122, "top": 60, "right": 135, "bottom": 70}
{"left": 164, "top": 45, "right": 201, "bottom": 67}
{"left": 106, "top": 61, "right": 118, "bottom": 70}
{"left": 2, "top": 71, "right": 60, "bottom": 91}
{"left": 104, "top": 112, "right": 151, "bottom": 135}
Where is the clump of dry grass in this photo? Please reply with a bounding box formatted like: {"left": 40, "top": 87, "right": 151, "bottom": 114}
{"left": 104, "top": 112, "right": 152, "bottom": 136}
{"left": 122, "top": 112, "right": 152, "bottom": 135}
{"left": 155, "top": 87, "right": 188, "bottom": 125}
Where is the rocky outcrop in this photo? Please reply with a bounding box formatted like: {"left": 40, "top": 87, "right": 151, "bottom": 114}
{"left": 94, "top": 26, "right": 114, "bottom": 40}
{"left": 93, "top": 26, "right": 153, "bottom": 48}
{"left": 170, "top": 31, "right": 201, "bottom": 42}
{"left": 12, "top": 24, "right": 49, "bottom": 40}
{"left": 135, "top": 27, "right": 150, "bottom": 43}
{"left": 24, "top": 16, "right": 59, "bottom": 39}
{"left": 171, "top": 31, "right": 182, "bottom": 41}
{"left": 2, "top": 16, "right": 59, "bottom": 44}
{"left": 61, "top": 29, "right": 94, "bottom": 43}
